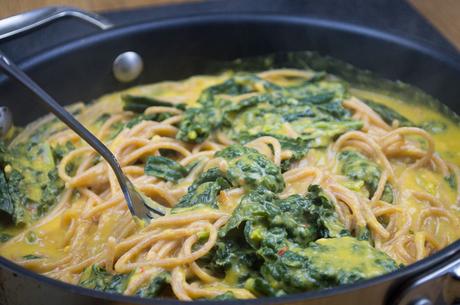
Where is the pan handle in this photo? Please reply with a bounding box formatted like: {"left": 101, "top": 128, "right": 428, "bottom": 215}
{"left": 389, "top": 254, "right": 460, "bottom": 305}
{"left": 0, "top": 6, "right": 113, "bottom": 40}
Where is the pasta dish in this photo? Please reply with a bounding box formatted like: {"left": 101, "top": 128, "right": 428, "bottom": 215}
{"left": 0, "top": 66, "right": 459, "bottom": 300}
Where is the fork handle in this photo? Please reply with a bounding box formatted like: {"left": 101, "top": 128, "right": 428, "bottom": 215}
{"left": 0, "top": 51, "right": 134, "bottom": 211}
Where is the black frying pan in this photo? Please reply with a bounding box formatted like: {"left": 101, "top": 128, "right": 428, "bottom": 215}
{"left": 0, "top": 6, "right": 459, "bottom": 305}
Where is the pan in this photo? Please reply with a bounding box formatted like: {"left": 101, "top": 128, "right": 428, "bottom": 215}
{"left": 0, "top": 6, "right": 459, "bottom": 305}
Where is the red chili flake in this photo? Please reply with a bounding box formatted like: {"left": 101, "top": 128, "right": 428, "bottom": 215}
{"left": 140, "top": 267, "right": 144, "bottom": 273}
{"left": 277, "top": 246, "right": 288, "bottom": 256}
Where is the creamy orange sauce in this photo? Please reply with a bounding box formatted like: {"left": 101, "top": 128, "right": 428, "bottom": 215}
{"left": 1, "top": 76, "right": 460, "bottom": 269}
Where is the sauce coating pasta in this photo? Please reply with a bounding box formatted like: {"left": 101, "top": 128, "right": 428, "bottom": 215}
{"left": 0, "top": 68, "right": 459, "bottom": 300}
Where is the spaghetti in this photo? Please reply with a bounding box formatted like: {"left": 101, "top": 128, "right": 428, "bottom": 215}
{"left": 0, "top": 68, "right": 459, "bottom": 300}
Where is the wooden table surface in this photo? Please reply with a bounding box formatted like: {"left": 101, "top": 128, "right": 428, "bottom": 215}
{"left": 1, "top": 0, "right": 460, "bottom": 51}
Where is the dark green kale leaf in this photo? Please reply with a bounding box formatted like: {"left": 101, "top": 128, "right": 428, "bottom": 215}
{"left": 145, "top": 156, "right": 189, "bottom": 182}
{"left": 0, "top": 137, "right": 68, "bottom": 225}
{"left": 339, "top": 150, "right": 393, "bottom": 203}
{"left": 364, "top": 99, "right": 412, "bottom": 126}
{"left": 176, "top": 95, "right": 258, "bottom": 143}
{"left": 212, "top": 291, "right": 236, "bottom": 300}
{"left": 238, "top": 133, "right": 311, "bottom": 172}
{"left": 174, "top": 181, "right": 225, "bottom": 210}
{"left": 53, "top": 142, "right": 78, "bottom": 176}
{"left": 177, "top": 74, "right": 280, "bottom": 143}
{"left": 125, "top": 113, "right": 174, "bottom": 128}
{"left": 304, "top": 185, "right": 349, "bottom": 238}
{"left": 51, "top": 141, "right": 75, "bottom": 162}
{"left": 173, "top": 168, "right": 232, "bottom": 211}
{"left": 220, "top": 186, "right": 278, "bottom": 237}
{"left": 215, "top": 145, "right": 285, "bottom": 193}
{"left": 79, "top": 265, "right": 130, "bottom": 294}
{"left": 179, "top": 102, "right": 235, "bottom": 143}
{"left": 285, "top": 80, "right": 346, "bottom": 105}
{"left": 0, "top": 232, "right": 12, "bottom": 243}
{"left": 214, "top": 185, "right": 378, "bottom": 297}
{"left": 0, "top": 141, "right": 25, "bottom": 223}
{"left": 107, "top": 121, "right": 125, "bottom": 140}
{"left": 197, "top": 74, "right": 280, "bottom": 105}
{"left": 122, "top": 94, "right": 186, "bottom": 113}
{"left": 8, "top": 142, "right": 64, "bottom": 222}
{"left": 199, "top": 237, "right": 260, "bottom": 285}
{"left": 254, "top": 236, "right": 399, "bottom": 296}
{"left": 227, "top": 93, "right": 361, "bottom": 149}
{"left": 95, "top": 113, "right": 111, "bottom": 125}
{"left": 445, "top": 174, "right": 457, "bottom": 190}
{"left": 0, "top": 169, "right": 14, "bottom": 217}
{"left": 221, "top": 185, "right": 346, "bottom": 248}
{"left": 176, "top": 107, "right": 219, "bottom": 143}
{"left": 356, "top": 225, "right": 372, "bottom": 242}
{"left": 177, "top": 72, "right": 362, "bottom": 157}
{"left": 22, "top": 254, "right": 43, "bottom": 260}
{"left": 135, "top": 272, "right": 170, "bottom": 298}
{"left": 169, "top": 145, "right": 285, "bottom": 212}
{"left": 208, "top": 184, "right": 398, "bottom": 297}
{"left": 38, "top": 169, "right": 65, "bottom": 216}
{"left": 4, "top": 170, "right": 26, "bottom": 224}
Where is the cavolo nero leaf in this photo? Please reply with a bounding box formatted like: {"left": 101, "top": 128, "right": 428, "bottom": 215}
{"left": 125, "top": 113, "right": 174, "bottom": 128}
{"left": 221, "top": 185, "right": 346, "bottom": 247}
{"left": 79, "top": 265, "right": 130, "bottom": 294}
{"left": 177, "top": 72, "right": 362, "bottom": 170}
{"left": 0, "top": 233, "right": 12, "bottom": 243}
{"left": 238, "top": 133, "right": 312, "bottom": 172}
{"left": 199, "top": 237, "right": 260, "bottom": 285}
{"left": 363, "top": 99, "right": 412, "bottom": 126}
{"left": 212, "top": 292, "right": 236, "bottom": 300}
{"left": 339, "top": 150, "right": 393, "bottom": 203}
{"left": 122, "top": 94, "right": 185, "bottom": 113}
{"left": 177, "top": 88, "right": 262, "bottom": 143}
{"left": 304, "top": 185, "right": 349, "bottom": 238}
{"left": 0, "top": 137, "right": 71, "bottom": 226}
{"left": 176, "top": 105, "right": 225, "bottom": 143}
{"left": 173, "top": 168, "right": 232, "bottom": 211}
{"left": 0, "top": 169, "right": 13, "bottom": 217}
{"left": 5, "top": 170, "right": 26, "bottom": 224}
{"left": 445, "top": 174, "right": 457, "bottom": 190}
{"left": 145, "top": 156, "right": 188, "bottom": 182}
{"left": 22, "top": 254, "right": 43, "bottom": 260}
{"left": 209, "top": 184, "right": 399, "bottom": 297}
{"left": 253, "top": 236, "right": 399, "bottom": 296}
{"left": 215, "top": 145, "right": 285, "bottom": 193}
{"left": 364, "top": 99, "right": 447, "bottom": 135}
{"left": 135, "top": 272, "right": 170, "bottom": 298}
{"left": 173, "top": 144, "right": 285, "bottom": 211}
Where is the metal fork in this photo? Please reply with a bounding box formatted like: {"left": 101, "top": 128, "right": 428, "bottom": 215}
{"left": 0, "top": 51, "right": 165, "bottom": 219}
